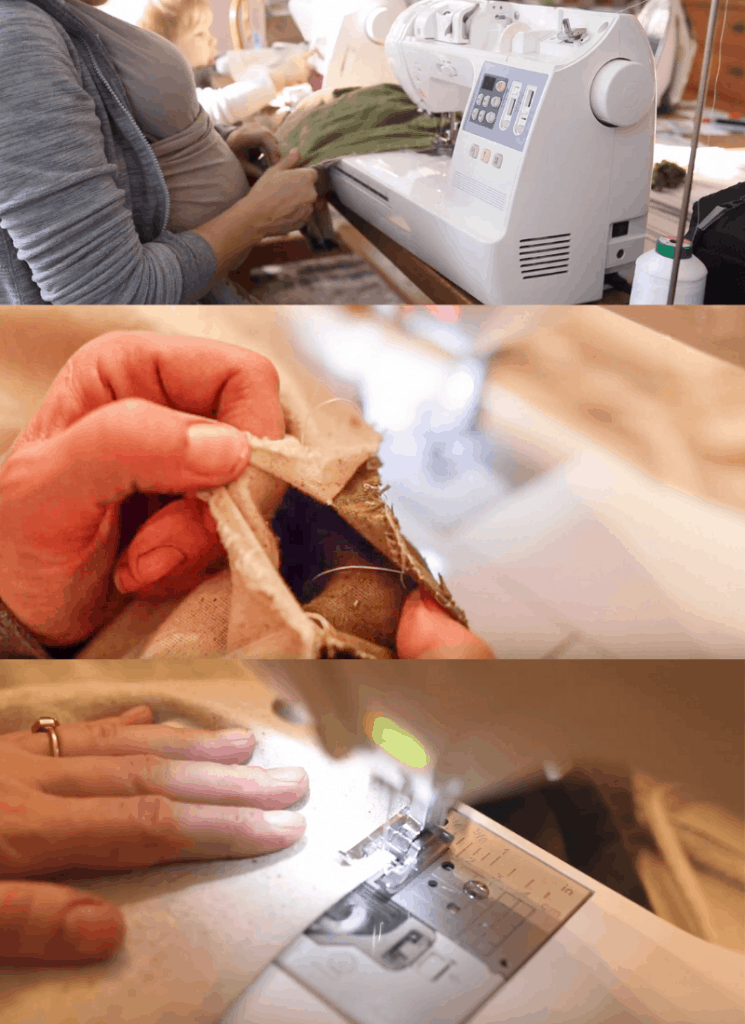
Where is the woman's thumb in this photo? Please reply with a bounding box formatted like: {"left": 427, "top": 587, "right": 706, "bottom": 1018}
{"left": 0, "top": 881, "right": 124, "bottom": 964}
{"left": 25, "top": 401, "right": 251, "bottom": 516}
{"left": 276, "top": 147, "right": 302, "bottom": 169}
{"left": 397, "top": 589, "right": 496, "bottom": 660}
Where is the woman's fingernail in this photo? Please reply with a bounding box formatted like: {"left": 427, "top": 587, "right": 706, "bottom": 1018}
{"left": 399, "top": 588, "right": 468, "bottom": 657}
{"left": 215, "top": 728, "right": 254, "bottom": 743}
{"left": 61, "top": 902, "right": 123, "bottom": 956}
{"left": 119, "top": 705, "right": 153, "bottom": 724}
{"left": 263, "top": 810, "right": 306, "bottom": 831}
{"left": 135, "top": 546, "right": 186, "bottom": 584}
{"left": 267, "top": 767, "right": 306, "bottom": 783}
{"left": 186, "top": 422, "right": 249, "bottom": 475}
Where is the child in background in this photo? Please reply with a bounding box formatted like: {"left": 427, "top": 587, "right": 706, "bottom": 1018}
{"left": 138, "top": 0, "right": 312, "bottom": 124}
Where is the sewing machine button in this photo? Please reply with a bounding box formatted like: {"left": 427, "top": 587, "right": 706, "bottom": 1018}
{"left": 486, "top": 111, "right": 496, "bottom": 124}
{"left": 481, "top": 149, "right": 491, "bottom": 162}
{"left": 490, "top": 96, "right": 501, "bottom": 107}
{"left": 469, "top": 144, "right": 479, "bottom": 158}
{"left": 477, "top": 93, "right": 484, "bottom": 104}
{"left": 497, "top": 81, "right": 506, "bottom": 92}
{"left": 492, "top": 153, "right": 503, "bottom": 168}
{"left": 471, "top": 109, "right": 479, "bottom": 120}
{"left": 478, "top": 110, "right": 486, "bottom": 122}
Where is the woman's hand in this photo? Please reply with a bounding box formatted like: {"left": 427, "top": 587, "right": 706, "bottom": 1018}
{"left": 397, "top": 589, "right": 495, "bottom": 659}
{"left": 0, "top": 705, "right": 307, "bottom": 966}
{"left": 0, "top": 332, "right": 284, "bottom": 646}
{"left": 240, "top": 148, "right": 319, "bottom": 236}
{"left": 192, "top": 150, "right": 319, "bottom": 273}
{"left": 226, "top": 124, "right": 283, "bottom": 182}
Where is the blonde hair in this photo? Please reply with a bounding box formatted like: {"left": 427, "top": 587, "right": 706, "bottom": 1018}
{"left": 138, "top": 0, "right": 212, "bottom": 42}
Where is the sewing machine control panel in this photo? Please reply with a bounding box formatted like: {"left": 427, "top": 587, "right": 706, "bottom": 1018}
{"left": 276, "top": 810, "right": 592, "bottom": 1024}
{"left": 464, "top": 61, "right": 548, "bottom": 153}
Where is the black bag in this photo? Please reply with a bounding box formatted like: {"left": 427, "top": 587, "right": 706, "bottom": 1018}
{"left": 687, "top": 181, "right": 745, "bottom": 304}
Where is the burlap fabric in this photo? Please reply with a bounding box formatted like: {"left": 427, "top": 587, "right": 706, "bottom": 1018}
{"left": 0, "top": 307, "right": 465, "bottom": 660}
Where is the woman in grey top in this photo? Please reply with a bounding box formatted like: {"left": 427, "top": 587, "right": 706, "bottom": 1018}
{"left": 0, "top": 0, "right": 318, "bottom": 303}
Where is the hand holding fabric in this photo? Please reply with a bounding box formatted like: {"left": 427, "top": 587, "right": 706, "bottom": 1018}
{"left": 241, "top": 149, "right": 319, "bottom": 233}
{"left": 226, "top": 123, "right": 283, "bottom": 181}
{"left": 0, "top": 333, "right": 284, "bottom": 646}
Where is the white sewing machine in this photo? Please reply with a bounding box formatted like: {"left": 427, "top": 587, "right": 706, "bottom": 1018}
{"left": 222, "top": 725, "right": 744, "bottom": 1024}
{"left": 288, "top": 0, "right": 408, "bottom": 88}
{"left": 327, "top": 0, "right": 656, "bottom": 303}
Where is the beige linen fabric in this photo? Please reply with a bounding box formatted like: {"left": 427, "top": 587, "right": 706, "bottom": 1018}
{"left": 0, "top": 660, "right": 409, "bottom": 1024}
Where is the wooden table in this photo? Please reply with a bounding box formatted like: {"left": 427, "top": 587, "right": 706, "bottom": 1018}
{"left": 611, "top": 306, "right": 745, "bottom": 370}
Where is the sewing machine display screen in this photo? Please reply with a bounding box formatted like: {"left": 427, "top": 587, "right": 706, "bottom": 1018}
{"left": 465, "top": 62, "right": 548, "bottom": 154}
{"left": 276, "top": 810, "right": 593, "bottom": 1024}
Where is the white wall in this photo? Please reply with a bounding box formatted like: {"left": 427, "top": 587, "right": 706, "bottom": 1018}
{"left": 209, "top": 0, "right": 234, "bottom": 53}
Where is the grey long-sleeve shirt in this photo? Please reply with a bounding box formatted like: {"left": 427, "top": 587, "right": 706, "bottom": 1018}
{"left": 0, "top": 0, "right": 220, "bottom": 304}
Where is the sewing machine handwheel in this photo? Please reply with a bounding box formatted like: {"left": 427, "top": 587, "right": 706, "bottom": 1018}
{"left": 590, "top": 59, "right": 655, "bottom": 128}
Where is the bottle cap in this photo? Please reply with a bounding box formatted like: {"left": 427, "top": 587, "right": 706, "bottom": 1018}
{"left": 656, "top": 236, "right": 693, "bottom": 259}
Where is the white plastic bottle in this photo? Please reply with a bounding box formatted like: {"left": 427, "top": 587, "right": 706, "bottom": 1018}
{"left": 629, "top": 236, "right": 708, "bottom": 304}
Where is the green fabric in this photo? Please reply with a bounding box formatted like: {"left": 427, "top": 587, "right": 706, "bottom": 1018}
{"left": 277, "top": 84, "right": 440, "bottom": 167}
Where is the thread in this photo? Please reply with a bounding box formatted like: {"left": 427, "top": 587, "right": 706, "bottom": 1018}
{"left": 617, "top": 0, "right": 726, "bottom": 112}
{"left": 300, "top": 397, "right": 363, "bottom": 446}
{"left": 309, "top": 565, "right": 407, "bottom": 589}
{"left": 708, "top": 0, "right": 731, "bottom": 121}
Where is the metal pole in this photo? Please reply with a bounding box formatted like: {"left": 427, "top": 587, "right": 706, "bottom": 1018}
{"left": 666, "top": 0, "right": 721, "bottom": 304}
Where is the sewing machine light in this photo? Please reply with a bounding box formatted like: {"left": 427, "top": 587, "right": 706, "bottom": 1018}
{"left": 368, "top": 715, "right": 430, "bottom": 769}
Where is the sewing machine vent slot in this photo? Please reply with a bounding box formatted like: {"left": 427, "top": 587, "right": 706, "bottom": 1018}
{"left": 518, "top": 234, "right": 571, "bottom": 278}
